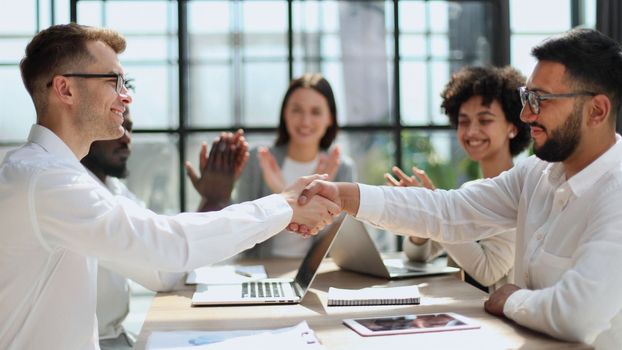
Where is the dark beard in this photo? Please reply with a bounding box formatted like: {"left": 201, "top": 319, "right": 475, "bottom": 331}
{"left": 533, "top": 103, "right": 582, "bottom": 162}
{"left": 82, "top": 149, "right": 129, "bottom": 179}
{"left": 101, "top": 162, "right": 129, "bottom": 179}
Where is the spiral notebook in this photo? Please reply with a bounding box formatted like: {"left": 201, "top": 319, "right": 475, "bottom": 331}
{"left": 327, "top": 285, "right": 420, "bottom": 306}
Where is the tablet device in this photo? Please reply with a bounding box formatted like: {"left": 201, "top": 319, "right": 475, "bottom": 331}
{"left": 343, "top": 312, "right": 480, "bottom": 336}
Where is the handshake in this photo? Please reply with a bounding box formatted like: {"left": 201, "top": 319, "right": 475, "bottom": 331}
{"left": 184, "top": 129, "right": 360, "bottom": 236}
{"left": 279, "top": 175, "right": 360, "bottom": 237}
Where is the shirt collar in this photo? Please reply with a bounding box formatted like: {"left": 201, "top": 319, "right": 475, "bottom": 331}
{"left": 27, "top": 124, "right": 81, "bottom": 165}
{"left": 544, "top": 134, "right": 622, "bottom": 197}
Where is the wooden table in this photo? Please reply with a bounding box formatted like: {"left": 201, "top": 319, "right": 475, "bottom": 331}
{"left": 134, "top": 258, "right": 591, "bottom": 349}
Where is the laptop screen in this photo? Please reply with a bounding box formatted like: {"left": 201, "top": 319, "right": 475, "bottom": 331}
{"left": 293, "top": 213, "right": 346, "bottom": 292}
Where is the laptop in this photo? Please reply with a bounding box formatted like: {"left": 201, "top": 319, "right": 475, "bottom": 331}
{"left": 330, "top": 216, "right": 459, "bottom": 279}
{"left": 192, "top": 214, "right": 346, "bottom": 306}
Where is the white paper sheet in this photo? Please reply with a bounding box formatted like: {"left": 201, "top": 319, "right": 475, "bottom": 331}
{"left": 185, "top": 265, "right": 267, "bottom": 285}
{"left": 146, "top": 321, "right": 325, "bottom": 349}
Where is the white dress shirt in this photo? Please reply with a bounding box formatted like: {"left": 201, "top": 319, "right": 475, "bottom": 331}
{"left": 403, "top": 179, "right": 515, "bottom": 291}
{"left": 0, "top": 125, "right": 293, "bottom": 350}
{"left": 356, "top": 135, "right": 622, "bottom": 349}
{"left": 90, "top": 174, "right": 183, "bottom": 343}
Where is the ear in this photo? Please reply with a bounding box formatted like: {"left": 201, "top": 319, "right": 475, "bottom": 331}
{"left": 507, "top": 123, "right": 518, "bottom": 139}
{"left": 586, "top": 94, "right": 611, "bottom": 128}
{"left": 50, "top": 76, "right": 76, "bottom": 106}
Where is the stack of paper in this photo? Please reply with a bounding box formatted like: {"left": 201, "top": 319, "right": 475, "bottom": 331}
{"left": 146, "top": 321, "right": 325, "bottom": 349}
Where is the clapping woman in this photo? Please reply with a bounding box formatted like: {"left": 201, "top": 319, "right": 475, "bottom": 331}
{"left": 236, "top": 73, "right": 355, "bottom": 258}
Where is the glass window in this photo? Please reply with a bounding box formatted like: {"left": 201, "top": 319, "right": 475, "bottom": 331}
{"left": 189, "top": 64, "right": 233, "bottom": 128}
{"left": 293, "top": 1, "right": 394, "bottom": 125}
{"left": 0, "top": 38, "right": 30, "bottom": 63}
{"left": 0, "top": 67, "right": 36, "bottom": 142}
{"left": 510, "top": 0, "right": 571, "bottom": 33}
{"left": 0, "top": 2, "right": 36, "bottom": 33}
{"left": 399, "top": 61, "right": 428, "bottom": 124}
{"left": 125, "top": 134, "right": 180, "bottom": 214}
{"left": 123, "top": 36, "right": 178, "bottom": 62}
{"left": 510, "top": 34, "right": 550, "bottom": 78}
{"left": 124, "top": 64, "right": 179, "bottom": 129}
{"left": 399, "top": 1, "right": 493, "bottom": 127}
{"left": 106, "top": 1, "right": 174, "bottom": 34}
{"left": 243, "top": 62, "right": 288, "bottom": 127}
{"left": 509, "top": 0, "right": 595, "bottom": 77}
{"left": 77, "top": 2, "right": 104, "bottom": 26}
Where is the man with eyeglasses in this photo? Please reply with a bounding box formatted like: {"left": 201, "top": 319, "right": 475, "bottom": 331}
{"left": 81, "top": 106, "right": 248, "bottom": 349}
{"left": 0, "top": 23, "right": 339, "bottom": 349}
{"left": 293, "top": 28, "right": 622, "bottom": 349}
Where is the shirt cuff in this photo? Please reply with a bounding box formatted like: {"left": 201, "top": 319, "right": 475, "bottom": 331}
{"left": 355, "top": 183, "right": 385, "bottom": 223}
{"left": 254, "top": 194, "right": 293, "bottom": 233}
{"left": 503, "top": 288, "right": 533, "bottom": 320}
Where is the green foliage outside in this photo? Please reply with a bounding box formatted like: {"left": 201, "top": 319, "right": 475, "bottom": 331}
{"left": 400, "top": 131, "right": 480, "bottom": 190}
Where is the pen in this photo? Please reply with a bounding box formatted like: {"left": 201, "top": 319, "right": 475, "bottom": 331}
{"left": 235, "top": 269, "right": 253, "bottom": 277}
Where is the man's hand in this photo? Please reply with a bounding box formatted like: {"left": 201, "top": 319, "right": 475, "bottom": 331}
{"left": 257, "top": 147, "right": 285, "bottom": 193}
{"left": 286, "top": 180, "right": 360, "bottom": 234}
{"left": 280, "top": 175, "right": 341, "bottom": 236}
{"left": 384, "top": 165, "right": 436, "bottom": 189}
{"left": 185, "top": 130, "right": 249, "bottom": 212}
{"left": 315, "top": 146, "right": 341, "bottom": 181}
{"left": 484, "top": 284, "right": 521, "bottom": 317}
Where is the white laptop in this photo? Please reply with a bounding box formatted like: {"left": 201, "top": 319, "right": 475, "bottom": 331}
{"left": 192, "top": 214, "right": 346, "bottom": 306}
{"left": 330, "top": 216, "right": 459, "bottom": 279}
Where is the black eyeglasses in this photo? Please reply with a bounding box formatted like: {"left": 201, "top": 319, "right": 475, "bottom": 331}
{"left": 518, "top": 86, "right": 596, "bottom": 115}
{"left": 46, "top": 73, "right": 130, "bottom": 94}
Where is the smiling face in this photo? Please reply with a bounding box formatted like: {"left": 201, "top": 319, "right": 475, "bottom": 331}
{"left": 520, "top": 61, "right": 586, "bottom": 162}
{"left": 283, "top": 87, "right": 333, "bottom": 149}
{"left": 74, "top": 40, "right": 132, "bottom": 142}
{"left": 456, "top": 95, "right": 516, "bottom": 163}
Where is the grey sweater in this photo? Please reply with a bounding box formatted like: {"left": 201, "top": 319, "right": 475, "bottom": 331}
{"left": 235, "top": 144, "right": 355, "bottom": 258}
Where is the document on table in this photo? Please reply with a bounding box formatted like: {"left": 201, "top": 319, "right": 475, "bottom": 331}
{"left": 185, "top": 265, "right": 267, "bottom": 285}
{"left": 146, "top": 321, "right": 325, "bottom": 349}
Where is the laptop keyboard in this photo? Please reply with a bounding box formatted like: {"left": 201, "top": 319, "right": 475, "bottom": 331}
{"left": 242, "top": 281, "right": 285, "bottom": 299}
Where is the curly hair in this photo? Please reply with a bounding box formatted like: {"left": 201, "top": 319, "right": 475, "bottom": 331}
{"left": 440, "top": 66, "right": 531, "bottom": 156}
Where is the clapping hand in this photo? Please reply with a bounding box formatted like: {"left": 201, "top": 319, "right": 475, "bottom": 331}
{"left": 185, "top": 130, "right": 249, "bottom": 212}
{"left": 384, "top": 165, "right": 436, "bottom": 190}
{"left": 384, "top": 165, "right": 435, "bottom": 245}
{"left": 315, "top": 146, "right": 341, "bottom": 181}
{"left": 257, "top": 147, "right": 285, "bottom": 194}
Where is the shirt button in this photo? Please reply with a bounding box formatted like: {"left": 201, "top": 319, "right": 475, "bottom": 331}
{"left": 524, "top": 272, "right": 529, "bottom": 280}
